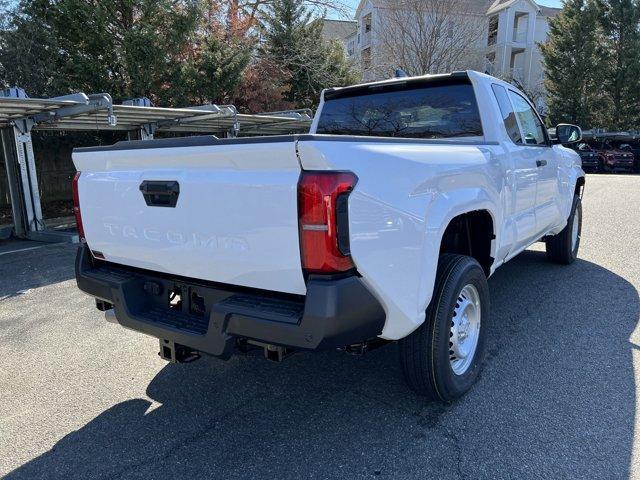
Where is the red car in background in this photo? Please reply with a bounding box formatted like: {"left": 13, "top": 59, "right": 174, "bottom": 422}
{"left": 594, "top": 141, "right": 635, "bottom": 173}
{"left": 613, "top": 142, "right": 640, "bottom": 173}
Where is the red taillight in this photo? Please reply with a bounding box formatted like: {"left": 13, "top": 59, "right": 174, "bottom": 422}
{"left": 298, "top": 171, "right": 357, "bottom": 274}
{"left": 72, "top": 171, "right": 86, "bottom": 242}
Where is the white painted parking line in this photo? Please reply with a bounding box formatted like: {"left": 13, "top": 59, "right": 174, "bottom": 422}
{"left": 0, "top": 244, "right": 50, "bottom": 256}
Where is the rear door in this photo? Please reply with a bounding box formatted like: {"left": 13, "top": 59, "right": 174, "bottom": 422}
{"left": 491, "top": 84, "right": 538, "bottom": 251}
{"left": 507, "top": 90, "right": 561, "bottom": 236}
{"left": 72, "top": 137, "right": 306, "bottom": 295}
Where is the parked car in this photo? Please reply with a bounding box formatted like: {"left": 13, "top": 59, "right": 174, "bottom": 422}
{"left": 573, "top": 142, "right": 600, "bottom": 172}
{"left": 614, "top": 142, "right": 640, "bottom": 173}
{"left": 72, "top": 71, "right": 585, "bottom": 402}
{"left": 594, "top": 141, "right": 635, "bottom": 172}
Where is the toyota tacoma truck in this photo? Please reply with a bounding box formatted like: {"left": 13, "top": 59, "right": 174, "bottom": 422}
{"left": 595, "top": 141, "right": 635, "bottom": 173}
{"left": 73, "top": 71, "right": 585, "bottom": 402}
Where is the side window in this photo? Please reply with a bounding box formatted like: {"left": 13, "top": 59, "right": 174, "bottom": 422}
{"left": 508, "top": 91, "right": 547, "bottom": 146}
{"left": 491, "top": 84, "right": 521, "bottom": 143}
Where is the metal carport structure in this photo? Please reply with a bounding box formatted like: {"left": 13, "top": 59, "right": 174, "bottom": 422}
{"left": 0, "top": 88, "right": 313, "bottom": 242}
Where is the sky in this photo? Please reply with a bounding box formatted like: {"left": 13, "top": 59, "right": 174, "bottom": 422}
{"left": 336, "top": 0, "right": 563, "bottom": 18}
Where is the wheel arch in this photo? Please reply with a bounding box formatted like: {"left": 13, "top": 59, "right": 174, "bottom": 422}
{"left": 439, "top": 209, "right": 496, "bottom": 276}
{"left": 415, "top": 192, "right": 499, "bottom": 334}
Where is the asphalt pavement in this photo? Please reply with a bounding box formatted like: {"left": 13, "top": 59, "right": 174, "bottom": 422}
{"left": 1, "top": 174, "right": 639, "bottom": 479}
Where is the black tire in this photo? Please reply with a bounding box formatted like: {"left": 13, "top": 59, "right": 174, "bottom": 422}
{"left": 399, "top": 254, "right": 489, "bottom": 402}
{"left": 545, "top": 195, "right": 582, "bottom": 265}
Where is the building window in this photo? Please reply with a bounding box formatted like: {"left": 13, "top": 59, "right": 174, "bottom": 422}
{"left": 364, "top": 13, "right": 372, "bottom": 32}
{"left": 347, "top": 41, "right": 355, "bottom": 57}
{"left": 362, "top": 47, "right": 371, "bottom": 70}
{"left": 488, "top": 15, "right": 498, "bottom": 46}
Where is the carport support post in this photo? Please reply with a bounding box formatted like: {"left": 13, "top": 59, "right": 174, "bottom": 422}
{"left": 12, "top": 119, "right": 44, "bottom": 233}
{"left": 123, "top": 98, "right": 155, "bottom": 141}
{"left": 127, "top": 123, "right": 155, "bottom": 141}
{"left": 0, "top": 127, "right": 27, "bottom": 237}
{"left": 140, "top": 123, "right": 155, "bottom": 141}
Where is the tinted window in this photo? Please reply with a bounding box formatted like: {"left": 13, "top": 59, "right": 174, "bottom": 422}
{"left": 316, "top": 83, "right": 483, "bottom": 139}
{"left": 491, "top": 84, "right": 521, "bottom": 143}
{"left": 508, "top": 91, "right": 547, "bottom": 146}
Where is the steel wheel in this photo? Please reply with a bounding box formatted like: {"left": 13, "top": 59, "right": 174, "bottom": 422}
{"left": 449, "top": 284, "right": 481, "bottom": 376}
{"left": 571, "top": 205, "right": 580, "bottom": 251}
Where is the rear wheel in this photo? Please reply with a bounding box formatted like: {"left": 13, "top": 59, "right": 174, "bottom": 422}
{"left": 545, "top": 195, "right": 582, "bottom": 265}
{"left": 399, "top": 254, "right": 489, "bottom": 402}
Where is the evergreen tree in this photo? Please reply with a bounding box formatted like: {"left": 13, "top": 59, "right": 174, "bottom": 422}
{"left": 0, "top": 0, "right": 203, "bottom": 102}
{"left": 0, "top": 0, "right": 61, "bottom": 96}
{"left": 540, "top": 0, "right": 601, "bottom": 127}
{"left": 595, "top": 0, "right": 640, "bottom": 130}
{"left": 1, "top": 0, "right": 353, "bottom": 110}
{"left": 261, "top": 0, "right": 357, "bottom": 108}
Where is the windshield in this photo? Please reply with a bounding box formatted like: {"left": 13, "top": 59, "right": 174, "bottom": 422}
{"left": 316, "top": 82, "right": 483, "bottom": 139}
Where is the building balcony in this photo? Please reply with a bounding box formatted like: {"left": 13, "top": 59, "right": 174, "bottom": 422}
{"left": 512, "top": 30, "right": 528, "bottom": 44}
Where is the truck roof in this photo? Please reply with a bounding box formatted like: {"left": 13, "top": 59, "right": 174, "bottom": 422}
{"left": 322, "top": 70, "right": 510, "bottom": 100}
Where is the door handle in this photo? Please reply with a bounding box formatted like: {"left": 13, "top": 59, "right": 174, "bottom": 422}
{"left": 536, "top": 160, "right": 548, "bottom": 168}
{"left": 140, "top": 180, "right": 180, "bottom": 207}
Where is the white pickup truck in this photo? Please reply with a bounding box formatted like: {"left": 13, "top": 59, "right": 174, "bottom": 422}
{"left": 73, "top": 71, "right": 585, "bottom": 401}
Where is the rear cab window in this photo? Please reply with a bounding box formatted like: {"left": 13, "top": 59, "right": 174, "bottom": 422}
{"left": 491, "top": 83, "right": 549, "bottom": 147}
{"left": 316, "top": 79, "right": 483, "bottom": 140}
{"left": 491, "top": 84, "right": 522, "bottom": 144}
{"left": 507, "top": 91, "right": 548, "bottom": 146}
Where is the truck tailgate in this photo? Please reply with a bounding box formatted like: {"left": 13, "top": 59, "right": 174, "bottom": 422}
{"left": 72, "top": 137, "right": 306, "bottom": 295}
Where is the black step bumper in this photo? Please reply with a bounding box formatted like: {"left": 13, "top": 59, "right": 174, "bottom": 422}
{"left": 75, "top": 245, "right": 386, "bottom": 358}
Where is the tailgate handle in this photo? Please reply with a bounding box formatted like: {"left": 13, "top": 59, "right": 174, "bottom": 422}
{"left": 140, "top": 180, "right": 180, "bottom": 208}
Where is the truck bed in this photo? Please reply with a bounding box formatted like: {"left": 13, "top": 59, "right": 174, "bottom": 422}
{"left": 73, "top": 135, "right": 306, "bottom": 295}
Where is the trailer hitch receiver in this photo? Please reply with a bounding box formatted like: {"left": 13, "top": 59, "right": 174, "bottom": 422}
{"left": 159, "top": 339, "right": 201, "bottom": 363}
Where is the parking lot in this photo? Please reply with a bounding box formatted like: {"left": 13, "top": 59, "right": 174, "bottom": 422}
{"left": 0, "top": 174, "right": 638, "bottom": 479}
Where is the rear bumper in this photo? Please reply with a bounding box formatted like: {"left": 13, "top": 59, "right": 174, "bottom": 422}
{"left": 75, "top": 245, "right": 385, "bottom": 358}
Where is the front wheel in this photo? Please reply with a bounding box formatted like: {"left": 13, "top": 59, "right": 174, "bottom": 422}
{"left": 545, "top": 195, "right": 582, "bottom": 265}
{"left": 399, "top": 254, "right": 489, "bottom": 402}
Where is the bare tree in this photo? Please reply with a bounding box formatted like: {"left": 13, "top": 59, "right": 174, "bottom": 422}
{"left": 374, "top": 0, "right": 487, "bottom": 78}
{"left": 238, "top": 0, "right": 351, "bottom": 26}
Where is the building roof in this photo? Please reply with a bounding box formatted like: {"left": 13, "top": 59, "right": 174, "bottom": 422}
{"left": 355, "top": 0, "right": 555, "bottom": 18}
{"left": 320, "top": 19, "right": 357, "bottom": 41}
{"left": 488, "top": 0, "right": 540, "bottom": 15}
{"left": 538, "top": 5, "right": 562, "bottom": 17}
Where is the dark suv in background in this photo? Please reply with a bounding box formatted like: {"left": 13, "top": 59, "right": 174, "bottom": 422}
{"left": 573, "top": 142, "right": 600, "bottom": 172}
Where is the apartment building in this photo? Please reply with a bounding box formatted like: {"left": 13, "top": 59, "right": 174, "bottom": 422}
{"left": 345, "top": 0, "right": 560, "bottom": 109}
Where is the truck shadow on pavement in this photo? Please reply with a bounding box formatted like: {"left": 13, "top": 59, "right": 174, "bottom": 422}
{"left": 8, "top": 251, "right": 640, "bottom": 479}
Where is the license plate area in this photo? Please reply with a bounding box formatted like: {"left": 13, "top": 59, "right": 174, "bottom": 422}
{"left": 135, "top": 279, "right": 228, "bottom": 335}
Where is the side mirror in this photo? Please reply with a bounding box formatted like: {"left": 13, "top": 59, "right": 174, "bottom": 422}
{"left": 555, "top": 124, "right": 582, "bottom": 145}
